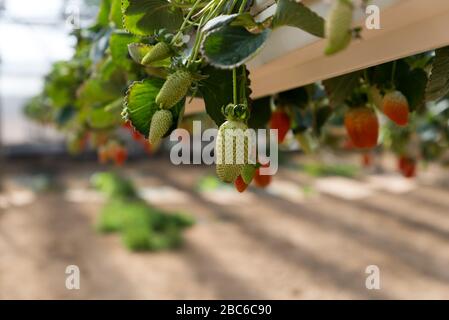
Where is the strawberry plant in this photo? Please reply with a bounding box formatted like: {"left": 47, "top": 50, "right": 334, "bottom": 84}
{"left": 23, "top": 0, "right": 449, "bottom": 186}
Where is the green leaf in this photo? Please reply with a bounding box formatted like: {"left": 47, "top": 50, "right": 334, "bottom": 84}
{"left": 426, "top": 46, "right": 449, "bottom": 101}
{"left": 88, "top": 106, "right": 120, "bottom": 129}
{"left": 248, "top": 96, "right": 271, "bottom": 129}
{"left": 201, "top": 24, "right": 270, "bottom": 69}
{"left": 123, "top": 79, "right": 184, "bottom": 137}
{"left": 315, "top": 105, "right": 332, "bottom": 135}
{"left": 272, "top": 0, "right": 325, "bottom": 38}
{"left": 95, "top": 0, "right": 112, "bottom": 28}
{"left": 109, "top": 0, "right": 123, "bottom": 28}
{"left": 109, "top": 32, "right": 139, "bottom": 69}
{"left": 199, "top": 66, "right": 248, "bottom": 126}
{"left": 77, "top": 76, "right": 121, "bottom": 108}
{"left": 398, "top": 68, "right": 428, "bottom": 112}
{"left": 323, "top": 71, "right": 362, "bottom": 107}
{"left": 122, "top": 0, "right": 183, "bottom": 36}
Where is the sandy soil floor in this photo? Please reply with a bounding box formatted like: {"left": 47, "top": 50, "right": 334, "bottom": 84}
{"left": 1, "top": 157, "right": 449, "bottom": 299}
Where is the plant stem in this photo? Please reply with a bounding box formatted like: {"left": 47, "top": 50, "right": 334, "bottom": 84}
{"left": 233, "top": 68, "right": 238, "bottom": 105}
{"left": 240, "top": 66, "right": 248, "bottom": 105}
{"left": 172, "top": 0, "right": 204, "bottom": 44}
{"left": 238, "top": 0, "right": 249, "bottom": 14}
{"left": 187, "top": 15, "right": 206, "bottom": 65}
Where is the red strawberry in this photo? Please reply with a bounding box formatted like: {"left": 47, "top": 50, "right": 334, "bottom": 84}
{"left": 131, "top": 130, "right": 144, "bottom": 141}
{"left": 398, "top": 156, "right": 416, "bottom": 178}
{"left": 382, "top": 91, "right": 409, "bottom": 126}
{"left": 114, "top": 147, "right": 128, "bottom": 166}
{"left": 253, "top": 163, "right": 272, "bottom": 188}
{"left": 344, "top": 107, "right": 379, "bottom": 149}
{"left": 270, "top": 110, "right": 291, "bottom": 143}
{"left": 234, "top": 175, "right": 248, "bottom": 193}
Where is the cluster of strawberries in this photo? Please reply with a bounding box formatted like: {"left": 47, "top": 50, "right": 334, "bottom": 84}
{"left": 345, "top": 90, "right": 417, "bottom": 178}
{"left": 345, "top": 90, "right": 409, "bottom": 149}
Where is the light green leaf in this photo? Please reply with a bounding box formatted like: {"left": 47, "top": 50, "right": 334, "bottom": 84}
{"left": 109, "top": 32, "right": 139, "bottom": 69}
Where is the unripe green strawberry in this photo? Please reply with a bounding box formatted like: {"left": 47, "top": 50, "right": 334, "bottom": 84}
{"left": 141, "top": 42, "right": 172, "bottom": 66}
{"left": 216, "top": 120, "right": 250, "bottom": 183}
{"left": 156, "top": 70, "right": 193, "bottom": 109}
{"left": 325, "top": 0, "right": 354, "bottom": 55}
{"left": 241, "top": 164, "right": 256, "bottom": 185}
{"left": 149, "top": 110, "right": 173, "bottom": 145}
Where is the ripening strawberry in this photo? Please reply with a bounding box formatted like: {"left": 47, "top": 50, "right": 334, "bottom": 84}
{"left": 325, "top": 0, "right": 354, "bottom": 55}
{"left": 344, "top": 107, "right": 379, "bottom": 149}
{"left": 270, "top": 110, "right": 290, "bottom": 143}
{"left": 382, "top": 91, "right": 409, "bottom": 126}
{"left": 398, "top": 155, "right": 416, "bottom": 178}
{"left": 149, "top": 109, "right": 173, "bottom": 145}
{"left": 216, "top": 120, "right": 250, "bottom": 183}
{"left": 156, "top": 70, "right": 193, "bottom": 109}
{"left": 234, "top": 175, "right": 248, "bottom": 193}
{"left": 253, "top": 164, "right": 272, "bottom": 188}
{"left": 114, "top": 147, "right": 128, "bottom": 166}
{"left": 141, "top": 42, "right": 172, "bottom": 66}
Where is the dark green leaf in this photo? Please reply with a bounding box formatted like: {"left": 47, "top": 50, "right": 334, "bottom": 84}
{"left": 315, "top": 105, "right": 332, "bottom": 135}
{"left": 323, "top": 71, "right": 362, "bottom": 107}
{"left": 426, "top": 46, "right": 449, "bottom": 101}
{"left": 199, "top": 66, "right": 248, "bottom": 126}
{"left": 201, "top": 25, "right": 270, "bottom": 69}
{"left": 398, "top": 68, "right": 428, "bottom": 112}
{"left": 277, "top": 87, "right": 309, "bottom": 108}
{"left": 122, "top": 0, "right": 183, "bottom": 36}
{"left": 248, "top": 96, "right": 271, "bottom": 129}
{"left": 272, "top": 0, "right": 325, "bottom": 38}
